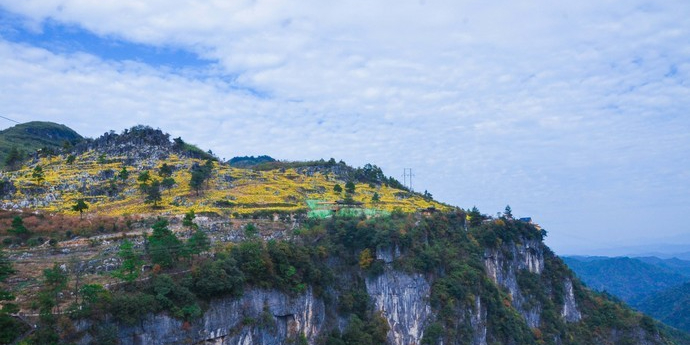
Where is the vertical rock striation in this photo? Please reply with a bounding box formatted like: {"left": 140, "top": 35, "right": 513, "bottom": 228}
{"left": 366, "top": 269, "right": 432, "bottom": 345}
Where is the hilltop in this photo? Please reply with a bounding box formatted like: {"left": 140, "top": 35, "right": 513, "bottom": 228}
{"left": 0, "top": 121, "right": 83, "bottom": 169}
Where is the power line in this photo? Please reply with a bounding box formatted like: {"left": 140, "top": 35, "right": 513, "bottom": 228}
{"left": 0, "top": 114, "right": 20, "bottom": 124}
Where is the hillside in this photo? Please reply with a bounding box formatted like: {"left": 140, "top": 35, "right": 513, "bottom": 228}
{"left": 0, "top": 125, "right": 686, "bottom": 345}
{"left": 564, "top": 256, "right": 690, "bottom": 335}
{"left": 562, "top": 256, "right": 689, "bottom": 302}
{"left": 634, "top": 282, "right": 690, "bottom": 333}
{"left": 0, "top": 126, "right": 444, "bottom": 219}
{"left": 0, "top": 121, "right": 83, "bottom": 169}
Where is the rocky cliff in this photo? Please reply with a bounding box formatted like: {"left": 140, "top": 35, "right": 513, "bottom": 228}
{"left": 79, "top": 289, "right": 326, "bottom": 345}
{"left": 65, "top": 215, "right": 674, "bottom": 345}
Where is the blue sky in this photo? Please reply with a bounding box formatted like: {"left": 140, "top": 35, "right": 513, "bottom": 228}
{"left": 1, "top": 1, "right": 689, "bottom": 255}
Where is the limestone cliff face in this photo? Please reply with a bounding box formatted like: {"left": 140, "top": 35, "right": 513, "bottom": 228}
{"left": 484, "top": 238, "right": 581, "bottom": 328}
{"left": 365, "top": 269, "right": 431, "bottom": 345}
{"left": 80, "top": 289, "right": 326, "bottom": 345}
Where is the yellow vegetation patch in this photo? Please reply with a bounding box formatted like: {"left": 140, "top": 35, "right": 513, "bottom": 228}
{"left": 1, "top": 151, "right": 451, "bottom": 217}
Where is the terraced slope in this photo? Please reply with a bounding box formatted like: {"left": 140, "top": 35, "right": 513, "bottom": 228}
{"left": 0, "top": 127, "right": 447, "bottom": 218}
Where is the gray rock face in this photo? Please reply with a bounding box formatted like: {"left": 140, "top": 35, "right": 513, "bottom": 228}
{"left": 469, "top": 296, "right": 488, "bottom": 345}
{"left": 484, "top": 239, "right": 545, "bottom": 328}
{"left": 366, "top": 270, "right": 432, "bottom": 345}
{"left": 85, "top": 289, "right": 326, "bottom": 345}
{"left": 561, "top": 278, "right": 582, "bottom": 323}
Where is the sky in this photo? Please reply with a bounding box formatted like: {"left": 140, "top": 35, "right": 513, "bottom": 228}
{"left": 0, "top": 1, "right": 689, "bottom": 256}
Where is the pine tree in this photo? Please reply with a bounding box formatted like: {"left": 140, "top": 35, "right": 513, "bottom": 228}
{"left": 71, "top": 199, "right": 89, "bottom": 219}
{"left": 32, "top": 165, "right": 45, "bottom": 184}
{"left": 112, "top": 240, "right": 142, "bottom": 283}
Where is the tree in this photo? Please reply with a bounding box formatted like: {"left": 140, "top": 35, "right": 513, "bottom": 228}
{"left": 161, "top": 177, "right": 176, "bottom": 192}
{"left": 66, "top": 154, "right": 76, "bottom": 165}
{"left": 187, "top": 229, "right": 211, "bottom": 257}
{"left": 189, "top": 160, "right": 214, "bottom": 195}
{"left": 183, "top": 210, "right": 198, "bottom": 229}
{"left": 4, "top": 146, "right": 23, "bottom": 170}
{"left": 32, "top": 165, "right": 45, "bottom": 184}
{"left": 423, "top": 190, "right": 433, "bottom": 201}
{"left": 71, "top": 199, "right": 89, "bottom": 219}
{"left": 345, "top": 181, "right": 356, "bottom": 194}
{"left": 118, "top": 167, "right": 129, "bottom": 181}
{"left": 467, "top": 206, "right": 483, "bottom": 227}
{"left": 137, "top": 170, "right": 151, "bottom": 184}
{"left": 144, "top": 180, "right": 162, "bottom": 207}
{"left": 333, "top": 184, "right": 343, "bottom": 194}
{"left": 7, "top": 216, "right": 30, "bottom": 242}
{"left": 0, "top": 247, "right": 16, "bottom": 303}
{"left": 158, "top": 163, "right": 173, "bottom": 178}
{"left": 190, "top": 170, "right": 206, "bottom": 196}
{"left": 358, "top": 249, "right": 373, "bottom": 269}
{"left": 112, "top": 240, "right": 142, "bottom": 283}
{"left": 0, "top": 247, "right": 23, "bottom": 344}
{"left": 372, "top": 192, "right": 380, "bottom": 203}
{"left": 147, "top": 219, "right": 182, "bottom": 268}
{"left": 504, "top": 205, "right": 513, "bottom": 219}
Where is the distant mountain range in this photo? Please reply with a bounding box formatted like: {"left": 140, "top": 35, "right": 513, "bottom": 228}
{"left": 564, "top": 255, "right": 690, "bottom": 333}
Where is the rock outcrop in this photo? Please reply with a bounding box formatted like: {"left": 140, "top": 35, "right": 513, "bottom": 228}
{"left": 366, "top": 270, "right": 431, "bottom": 345}
{"left": 80, "top": 289, "right": 326, "bottom": 345}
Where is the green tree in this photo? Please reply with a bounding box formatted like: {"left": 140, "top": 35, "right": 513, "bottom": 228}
{"left": 118, "top": 166, "right": 129, "bottom": 181}
{"left": 190, "top": 170, "right": 206, "bottom": 196}
{"left": 161, "top": 177, "right": 176, "bottom": 192}
{"left": 0, "top": 247, "right": 24, "bottom": 344}
{"left": 158, "top": 163, "right": 173, "bottom": 178}
{"left": 144, "top": 180, "right": 162, "bottom": 207}
{"left": 7, "top": 216, "right": 30, "bottom": 242}
{"left": 504, "top": 205, "right": 513, "bottom": 219}
{"left": 78, "top": 284, "right": 110, "bottom": 319}
{"left": 192, "top": 259, "right": 243, "bottom": 298}
{"left": 4, "top": 146, "right": 24, "bottom": 170}
{"left": 137, "top": 170, "right": 151, "bottom": 184}
{"left": 423, "top": 190, "right": 433, "bottom": 201}
{"left": 333, "top": 184, "right": 343, "bottom": 194}
{"left": 66, "top": 154, "right": 76, "bottom": 165}
{"left": 187, "top": 229, "right": 211, "bottom": 257}
{"left": 189, "top": 160, "right": 214, "bottom": 195}
{"left": 147, "top": 219, "right": 182, "bottom": 268}
{"left": 71, "top": 199, "right": 89, "bottom": 219}
{"left": 372, "top": 192, "right": 380, "bottom": 203}
{"left": 32, "top": 165, "right": 45, "bottom": 184}
{"left": 467, "top": 206, "right": 483, "bottom": 227}
{"left": 0, "top": 247, "right": 16, "bottom": 305}
{"left": 112, "top": 240, "right": 142, "bottom": 283}
{"left": 345, "top": 181, "right": 356, "bottom": 194}
{"left": 182, "top": 210, "right": 197, "bottom": 229}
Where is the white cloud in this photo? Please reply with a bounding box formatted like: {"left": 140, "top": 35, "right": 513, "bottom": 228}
{"left": 1, "top": 0, "right": 690, "bottom": 254}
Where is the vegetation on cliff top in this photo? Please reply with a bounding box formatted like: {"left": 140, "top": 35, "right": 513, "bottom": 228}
{"left": 2, "top": 209, "right": 679, "bottom": 345}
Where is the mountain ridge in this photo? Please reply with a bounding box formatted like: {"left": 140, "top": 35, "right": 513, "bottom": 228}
{"left": 0, "top": 121, "right": 687, "bottom": 345}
